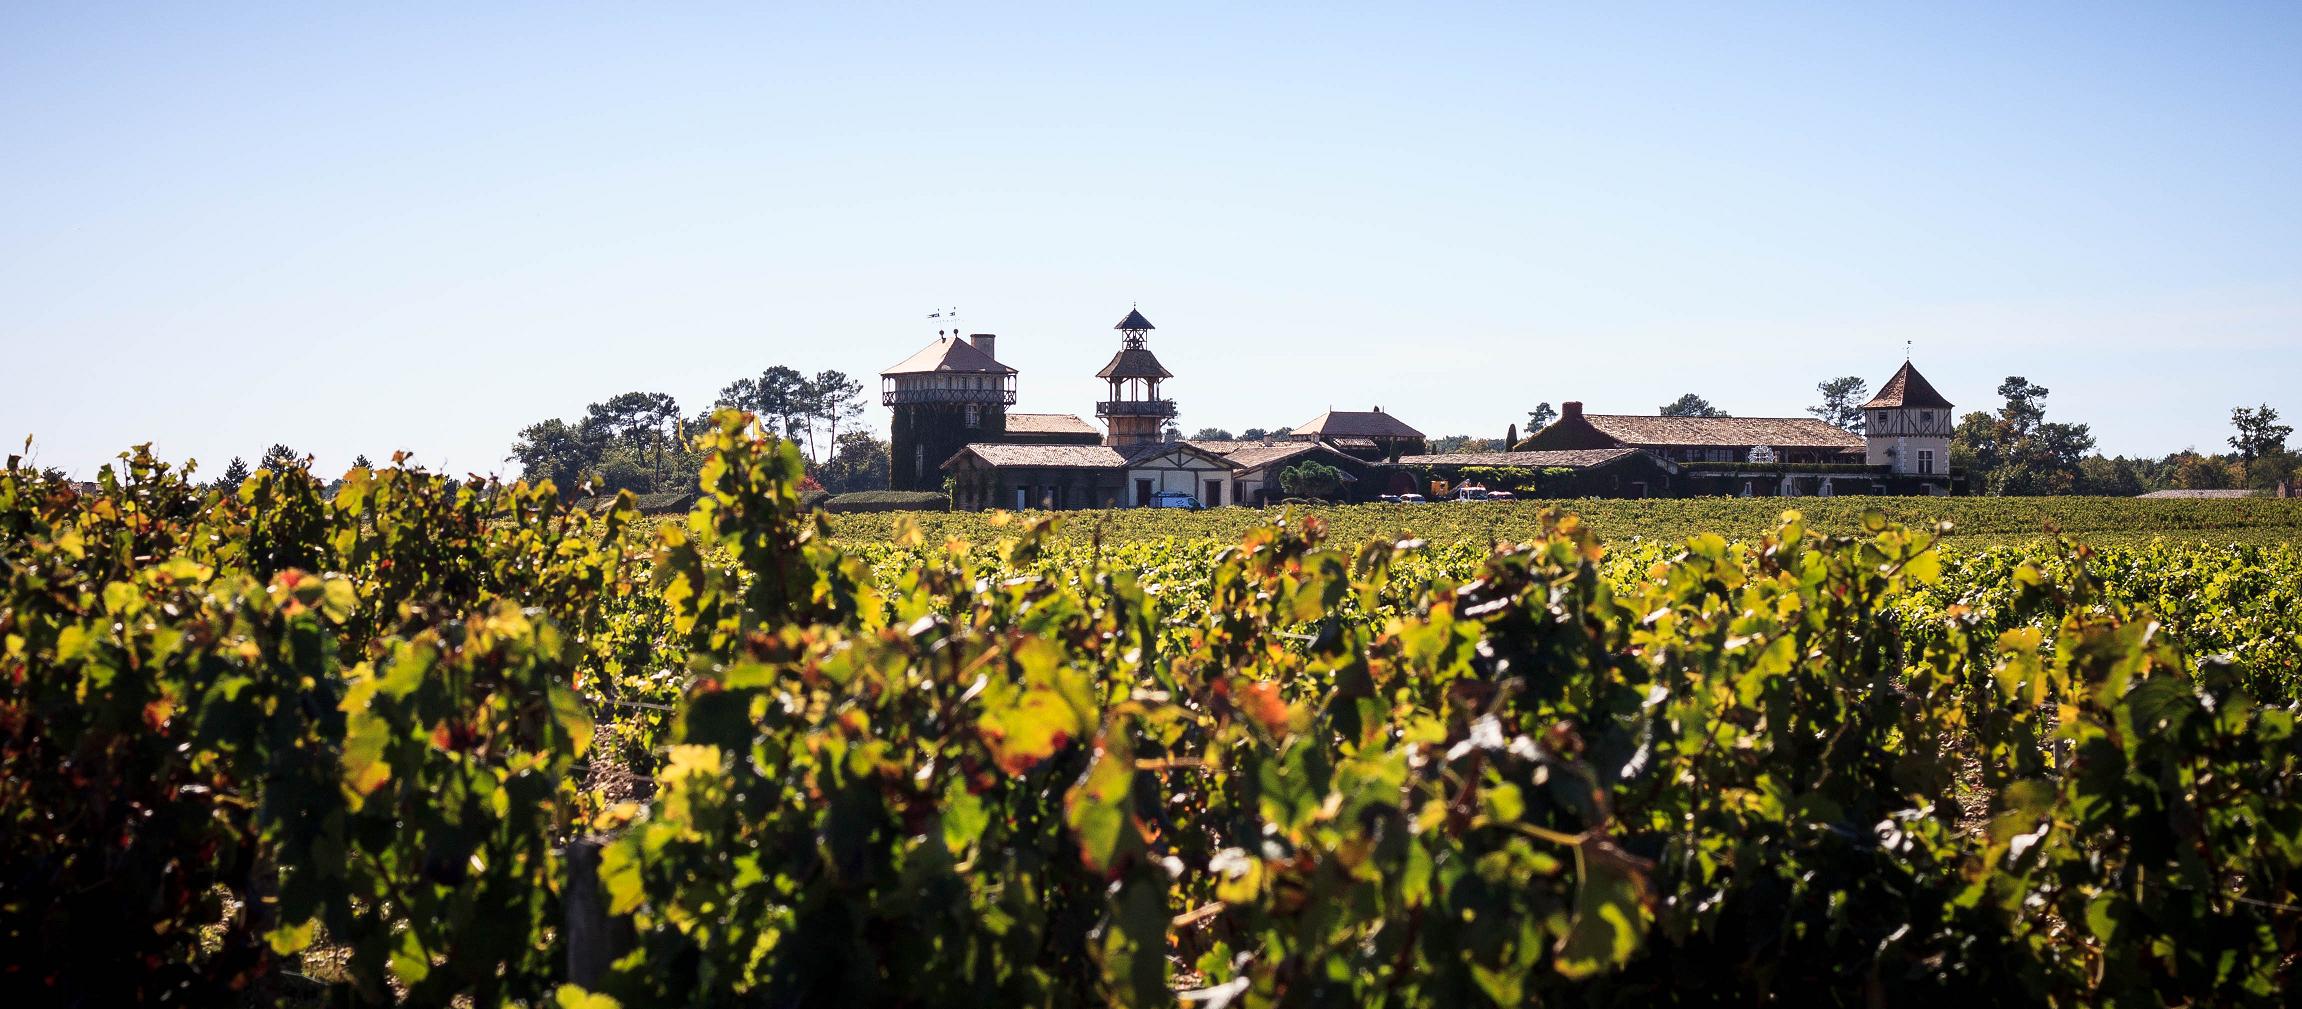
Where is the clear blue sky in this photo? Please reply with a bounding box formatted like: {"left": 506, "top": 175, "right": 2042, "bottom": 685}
{"left": 4, "top": 3, "right": 2297, "bottom": 478}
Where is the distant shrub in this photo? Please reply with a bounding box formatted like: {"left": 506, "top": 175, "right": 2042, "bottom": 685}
{"left": 1279, "top": 461, "right": 1346, "bottom": 499}
{"left": 823, "top": 490, "right": 949, "bottom": 513}
{"left": 575, "top": 490, "right": 696, "bottom": 515}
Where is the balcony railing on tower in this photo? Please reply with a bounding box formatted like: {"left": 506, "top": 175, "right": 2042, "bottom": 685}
{"left": 881, "top": 375, "right": 1017, "bottom": 406}
{"left": 1095, "top": 399, "right": 1177, "bottom": 418}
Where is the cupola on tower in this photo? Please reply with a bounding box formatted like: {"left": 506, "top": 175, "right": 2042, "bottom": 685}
{"left": 1861, "top": 360, "right": 1954, "bottom": 477}
{"left": 880, "top": 332, "right": 1016, "bottom": 490}
{"left": 1094, "top": 308, "right": 1177, "bottom": 447}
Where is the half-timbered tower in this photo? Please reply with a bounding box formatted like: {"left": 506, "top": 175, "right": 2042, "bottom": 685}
{"left": 1862, "top": 361, "right": 1954, "bottom": 477}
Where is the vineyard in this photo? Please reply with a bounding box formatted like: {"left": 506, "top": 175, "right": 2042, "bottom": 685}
{"left": 827, "top": 495, "right": 2302, "bottom": 550}
{"left": 6, "top": 415, "right": 2302, "bottom": 1007}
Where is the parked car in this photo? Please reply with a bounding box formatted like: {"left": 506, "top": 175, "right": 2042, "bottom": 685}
{"left": 1149, "top": 491, "right": 1205, "bottom": 510}
{"left": 1377, "top": 494, "right": 1401, "bottom": 503}
{"left": 1397, "top": 493, "right": 1428, "bottom": 504}
{"left": 1450, "top": 484, "right": 1491, "bottom": 501}
{"left": 1485, "top": 490, "right": 1516, "bottom": 501}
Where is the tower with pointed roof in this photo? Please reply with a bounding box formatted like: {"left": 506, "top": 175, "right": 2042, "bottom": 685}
{"left": 880, "top": 332, "right": 1017, "bottom": 490}
{"left": 1094, "top": 307, "right": 1177, "bottom": 448}
{"left": 1861, "top": 360, "right": 1954, "bottom": 477}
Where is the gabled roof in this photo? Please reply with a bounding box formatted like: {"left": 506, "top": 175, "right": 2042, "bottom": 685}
{"left": 1121, "top": 441, "right": 1233, "bottom": 467}
{"left": 1862, "top": 362, "right": 1953, "bottom": 410}
{"left": 1580, "top": 415, "right": 1864, "bottom": 450}
{"left": 945, "top": 444, "right": 1125, "bottom": 470}
{"left": 1224, "top": 440, "right": 1362, "bottom": 473}
{"left": 1395, "top": 448, "right": 1648, "bottom": 469}
{"left": 1115, "top": 309, "right": 1155, "bottom": 331}
{"left": 1004, "top": 413, "right": 1098, "bottom": 436}
{"left": 881, "top": 337, "right": 1015, "bottom": 376}
{"left": 1096, "top": 348, "right": 1172, "bottom": 379}
{"left": 1290, "top": 410, "right": 1426, "bottom": 440}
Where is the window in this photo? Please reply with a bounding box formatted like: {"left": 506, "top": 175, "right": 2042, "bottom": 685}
{"left": 1918, "top": 449, "right": 1935, "bottom": 475}
{"left": 964, "top": 403, "right": 981, "bottom": 428}
{"left": 1919, "top": 411, "right": 1932, "bottom": 425}
{"left": 915, "top": 445, "right": 924, "bottom": 477}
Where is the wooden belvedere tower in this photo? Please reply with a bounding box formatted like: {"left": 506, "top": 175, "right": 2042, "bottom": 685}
{"left": 1094, "top": 307, "right": 1176, "bottom": 447}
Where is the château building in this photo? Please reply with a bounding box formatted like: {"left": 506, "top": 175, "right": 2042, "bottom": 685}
{"left": 888, "top": 308, "right": 1236, "bottom": 509}
{"left": 879, "top": 332, "right": 1097, "bottom": 491}
{"left": 886, "top": 308, "right": 1965, "bottom": 508}
{"left": 1482, "top": 360, "right": 1959, "bottom": 496}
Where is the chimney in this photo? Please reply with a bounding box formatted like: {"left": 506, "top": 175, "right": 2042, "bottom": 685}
{"left": 969, "top": 333, "right": 996, "bottom": 361}
{"left": 1562, "top": 401, "right": 1583, "bottom": 420}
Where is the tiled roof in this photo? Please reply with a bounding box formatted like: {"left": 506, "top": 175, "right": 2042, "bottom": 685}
{"left": 1291, "top": 410, "right": 1426, "bottom": 440}
{"left": 1115, "top": 308, "right": 1155, "bottom": 331}
{"left": 881, "top": 337, "right": 1014, "bottom": 376}
{"left": 1582, "top": 415, "right": 1864, "bottom": 450}
{"left": 1861, "top": 362, "right": 1953, "bottom": 410}
{"left": 1096, "top": 348, "right": 1172, "bottom": 379}
{"left": 1395, "top": 449, "right": 1644, "bottom": 469}
{"left": 1004, "top": 413, "right": 1098, "bottom": 436}
{"left": 946, "top": 444, "right": 1125, "bottom": 469}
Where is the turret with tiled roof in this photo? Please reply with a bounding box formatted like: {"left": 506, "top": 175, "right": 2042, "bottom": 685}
{"left": 1861, "top": 360, "right": 1954, "bottom": 477}
{"left": 1862, "top": 360, "right": 1953, "bottom": 411}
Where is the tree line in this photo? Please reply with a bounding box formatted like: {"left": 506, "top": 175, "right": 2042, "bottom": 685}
{"left": 508, "top": 366, "right": 891, "bottom": 498}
